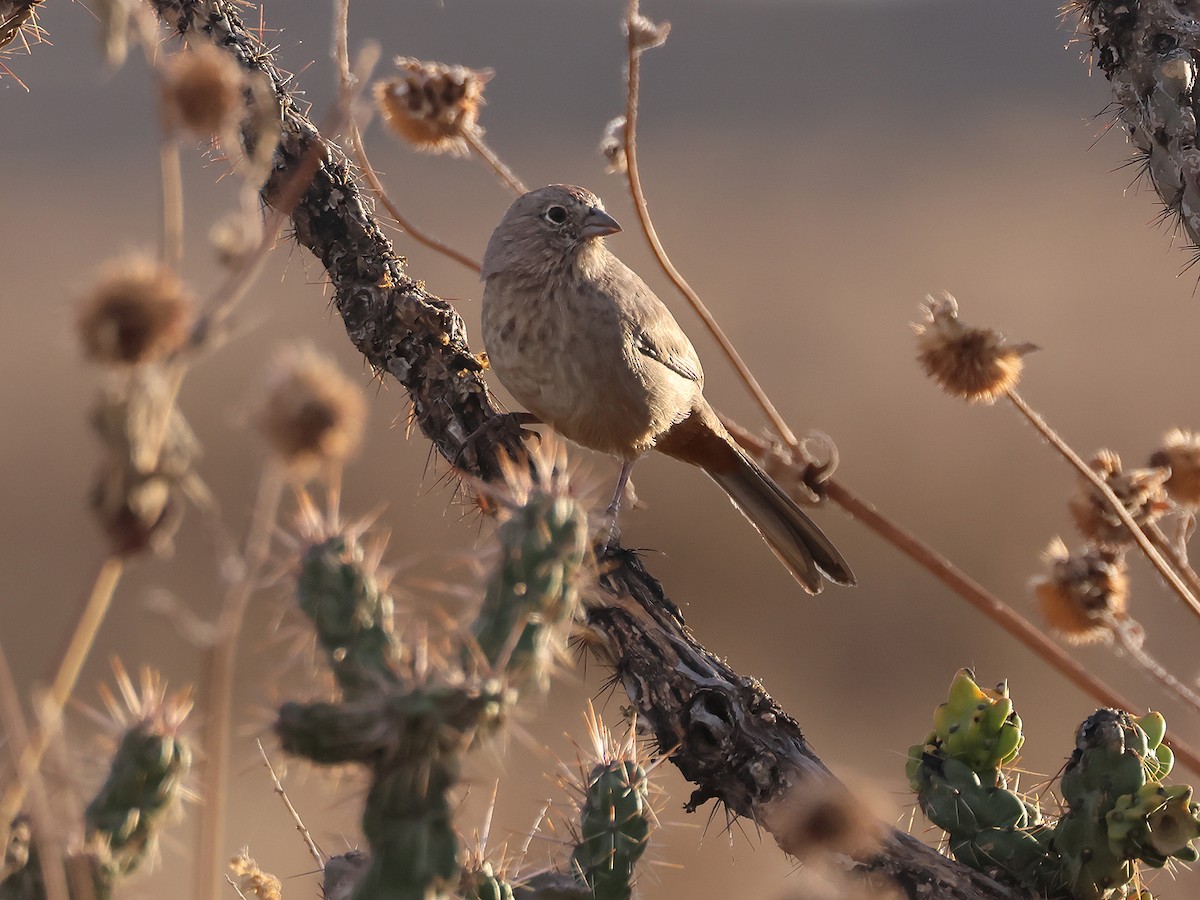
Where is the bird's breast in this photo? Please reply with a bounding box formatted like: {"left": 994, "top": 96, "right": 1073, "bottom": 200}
{"left": 481, "top": 275, "right": 672, "bottom": 458}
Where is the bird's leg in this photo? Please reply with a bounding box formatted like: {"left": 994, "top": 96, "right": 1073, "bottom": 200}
{"left": 605, "top": 458, "right": 637, "bottom": 545}
{"left": 453, "top": 411, "right": 541, "bottom": 470}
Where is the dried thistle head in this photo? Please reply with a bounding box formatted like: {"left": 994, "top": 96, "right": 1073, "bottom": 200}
{"left": 229, "top": 850, "right": 282, "bottom": 900}
{"left": 913, "top": 293, "right": 1037, "bottom": 404}
{"left": 162, "top": 43, "right": 245, "bottom": 137}
{"left": 1034, "top": 537, "right": 1130, "bottom": 644}
{"left": 77, "top": 257, "right": 193, "bottom": 366}
{"left": 259, "top": 346, "right": 366, "bottom": 475}
{"left": 625, "top": 11, "right": 671, "bottom": 52}
{"left": 373, "top": 57, "right": 493, "bottom": 155}
{"left": 1068, "top": 449, "right": 1170, "bottom": 548}
{"left": 599, "top": 116, "right": 628, "bottom": 174}
{"left": 1150, "top": 428, "right": 1200, "bottom": 508}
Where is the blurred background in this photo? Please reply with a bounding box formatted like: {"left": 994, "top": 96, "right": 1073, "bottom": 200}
{"left": 5, "top": 0, "right": 1200, "bottom": 896}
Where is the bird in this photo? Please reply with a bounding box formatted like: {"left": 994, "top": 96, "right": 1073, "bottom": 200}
{"left": 479, "top": 184, "right": 854, "bottom": 593}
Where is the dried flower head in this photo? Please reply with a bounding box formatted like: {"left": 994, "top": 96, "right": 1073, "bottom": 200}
{"left": 77, "top": 256, "right": 193, "bottom": 366}
{"left": 230, "top": 850, "right": 282, "bottom": 900}
{"left": 373, "top": 57, "right": 493, "bottom": 155}
{"left": 600, "top": 116, "right": 628, "bottom": 174}
{"left": 1150, "top": 428, "right": 1200, "bottom": 507}
{"left": 259, "top": 346, "right": 366, "bottom": 474}
{"left": 913, "top": 293, "right": 1037, "bottom": 403}
{"left": 162, "top": 43, "right": 245, "bottom": 137}
{"left": 1034, "top": 537, "right": 1130, "bottom": 644}
{"left": 626, "top": 12, "right": 671, "bottom": 52}
{"left": 1068, "top": 449, "right": 1170, "bottom": 548}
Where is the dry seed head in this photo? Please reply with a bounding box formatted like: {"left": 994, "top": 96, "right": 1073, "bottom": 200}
{"left": 626, "top": 12, "right": 671, "bottom": 52}
{"left": 229, "top": 849, "right": 282, "bottom": 900}
{"left": 1068, "top": 449, "right": 1170, "bottom": 548}
{"left": 913, "top": 293, "right": 1037, "bottom": 404}
{"left": 1150, "top": 428, "right": 1200, "bottom": 507}
{"left": 259, "top": 346, "right": 366, "bottom": 474}
{"left": 1034, "top": 537, "right": 1130, "bottom": 644}
{"left": 373, "top": 57, "right": 493, "bottom": 156}
{"left": 162, "top": 43, "right": 245, "bottom": 137}
{"left": 767, "top": 778, "right": 887, "bottom": 864}
{"left": 599, "top": 116, "right": 628, "bottom": 174}
{"left": 77, "top": 257, "right": 193, "bottom": 366}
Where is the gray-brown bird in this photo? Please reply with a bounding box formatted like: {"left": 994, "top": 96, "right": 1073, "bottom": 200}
{"left": 480, "top": 184, "right": 854, "bottom": 593}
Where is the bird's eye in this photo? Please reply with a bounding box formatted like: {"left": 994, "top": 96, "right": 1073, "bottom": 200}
{"left": 543, "top": 205, "right": 568, "bottom": 225}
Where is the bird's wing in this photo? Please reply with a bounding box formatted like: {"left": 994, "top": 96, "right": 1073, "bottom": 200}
{"left": 603, "top": 258, "right": 704, "bottom": 387}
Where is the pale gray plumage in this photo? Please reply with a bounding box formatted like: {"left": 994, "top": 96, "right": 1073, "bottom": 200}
{"left": 480, "top": 184, "right": 853, "bottom": 593}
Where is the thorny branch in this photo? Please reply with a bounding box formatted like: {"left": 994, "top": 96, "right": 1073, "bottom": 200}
{"left": 148, "top": 1, "right": 1022, "bottom": 895}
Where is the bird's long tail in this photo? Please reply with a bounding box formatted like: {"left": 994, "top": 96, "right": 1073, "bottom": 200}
{"left": 656, "top": 405, "right": 855, "bottom": 594}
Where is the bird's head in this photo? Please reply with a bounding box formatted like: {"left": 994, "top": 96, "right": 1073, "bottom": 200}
{"left": 481, "top": 184, "right": 622, "bottom": 280}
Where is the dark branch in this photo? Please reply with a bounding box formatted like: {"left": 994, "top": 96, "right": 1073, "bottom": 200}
{"left": 146, "top": 2, "right": 1020, "bottom": 896}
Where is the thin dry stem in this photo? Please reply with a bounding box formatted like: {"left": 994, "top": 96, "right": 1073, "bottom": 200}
{"left": 1006, "top": 389, "right": 1200, "bottom": 623}
{"left": 197, "top": 464, "right": 285, "bottom": 900}
{"left": 335, "top": 0, "right": 480, "bottom": 271}
{"left": 1147, "top": 521, "right": 1200, "bottom": 601}
{"left": 1106, "top": 617, "right": 1200, "bottom": 714}
{"left": 350, "top": 125, "right": 483, "bottom": 273}
{"left": 621, "top": 0, "right": 797, "bottom": 447}
{"left": 158, "top": 134, "right": 185, "bottom": 269}
{"left": 0, "top": 641, "right": 70, "bottom": 900}
{"left": 820, "top": 477, "right": 1200, "bottom": 776}
{"left": 256, "top": 738, "right": 325, "bottom": 867}
{"left": 463, "top": 127, "right": 527, "bottom": 197}
{"left": 0, "top": 555, "right": 126, "bottom": 830}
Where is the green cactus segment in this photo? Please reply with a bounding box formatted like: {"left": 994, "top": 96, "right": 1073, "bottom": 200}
{"left": 460, "top": 862, "right": 515, "bottom": 900}
{"left": 297, "top": 537, "right": 398, "bottom": 696}
{"left": 352, "top": 764, "right": 460, "bottom": 900}
{"left": 569, "top": 761, "right": 651, "bottom": 900}
{"left": 470, "top": 493, "right": 587, "bottom": 688}
{"left": 84, "top": 722, "right": 191, "bottom": 893}
{"left": 910, "top": 672, "right": 1200, "bottom": 899}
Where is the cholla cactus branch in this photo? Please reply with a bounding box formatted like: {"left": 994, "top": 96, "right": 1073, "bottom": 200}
{"left": 1073, "top": 0, "right": 1200, "bottom": 252}
{"left": 146, "top": 3, "right": 1019, "bottom": 895}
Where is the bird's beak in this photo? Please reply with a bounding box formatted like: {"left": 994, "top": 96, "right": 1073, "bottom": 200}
{"left": 579, "top": 207, "right": 622, "bottom": 239}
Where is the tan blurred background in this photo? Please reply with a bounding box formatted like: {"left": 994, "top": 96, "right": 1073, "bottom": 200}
{"left": 5, "top": 0, "right": 1200, "bottom": 896}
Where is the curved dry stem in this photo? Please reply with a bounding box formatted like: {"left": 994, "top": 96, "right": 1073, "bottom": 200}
{"left": 621, "top": 0, "right": 797, "bottom": 447}
{"left": 0, "top": 555, "right": 125, "bottom": 830}
{"left": 464, "top": 127, "right": 527, "bottom": 197}
{"left": 334, "top": 3, "right": 481, "bottom": 276}
{"left": 1147, "top": 521, "right": 1200, "bottom": 601}
{"left": 350, "top": 125, "right": 483, "bottom": 273}
{"left": 1006, "top": 389, "right": 1200, "bottom": 624}
{"left": 1107, "top": 617, "right": 1200, "bottom": 715}
{"left": 821, "top": 477, "right": 1200, "bottom": 776}
{"left": 196, "top": 464, "right": 285, "bottom": 900}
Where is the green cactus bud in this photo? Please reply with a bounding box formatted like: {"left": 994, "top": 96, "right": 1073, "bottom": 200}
{"left": 470, "top": 491, "right": 587, "bottom": 689}
{"left": 1107, "top": 782, "right": 1200, "bottom": 869}
{"left": 929, "top": 669, "right": 1024, "bottom": 774}
{"left": 461, "top": 861, "right": 514, "bottom": 900}
{"left": 297, "top": 537, "right": 398, "bottom": 697}
{"left": 569, "top": 761, "right": 651, "bottom": 900}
